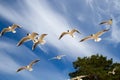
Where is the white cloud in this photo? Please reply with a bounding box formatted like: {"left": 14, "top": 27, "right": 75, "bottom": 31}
{"left": 0, "top": 0, "right": 118, "bottom": 60}
{"left": 0, "top": 0, "right": 120, "bottom": 80}
{"left": 110, "top": 18, "right": 120, "bottom": 43}
{"left": 0, "top": 39, "right": 39, "bottom": 80}
{"left": 0, "top": 37, "right": 68, "bottom": 80}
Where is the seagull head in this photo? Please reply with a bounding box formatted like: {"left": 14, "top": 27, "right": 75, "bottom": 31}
{"left": 91, "top": 34, "right": 94, "bottom": 36}
{"left": 110, "top": 19, "right": 112, "bottom": 21}
{"left": 27, "top": 33, "right": 30, "bottom": 36}
{"left": 67, "top": 30, "right": 69, "bottom": 32}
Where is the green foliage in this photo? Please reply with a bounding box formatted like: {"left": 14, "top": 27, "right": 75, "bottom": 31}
{"left": 69, "top": 54, "right": 120, "bottom": 80}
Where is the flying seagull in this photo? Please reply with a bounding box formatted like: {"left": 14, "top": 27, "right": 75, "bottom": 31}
{"left": 70, "top": 75, "right": 88, "bottom": 80}
{"left": 80, "top": 29, "right": 109, "bottom": 42}
{"left": 0, "top": 24, "right": 21, "bottom": 36}
{"left": 48, "top": 54, "right": 66, "bottom": 60}
{"left": 108, "top": 67, "right": 117, "bottom": 75}
{"left": 17, "top": 32, "right": 39, "bottom": 46}
{"left": 99, "top": 19, "right": 112, "bottom": 26}
{"left": 59, "top": 29, "right": 80, "bottom": 40}
{"left": 16, "top": 59, "right": 40, "bottom": 72}
{"left": 32, "top": 34, "right": 48, "bottom": 50}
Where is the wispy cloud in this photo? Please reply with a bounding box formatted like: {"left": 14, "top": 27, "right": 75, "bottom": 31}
{"left": 0, "top": 0, "right": 114, "bottom": 58}
{"left": 0, "top": 37, "right": 68, "bottom": 80}
{"left": 0, "top": 0, "right": 120, "bottom": 79}
{"left": 0, "top": 38, "right": 39, "bottom": 80}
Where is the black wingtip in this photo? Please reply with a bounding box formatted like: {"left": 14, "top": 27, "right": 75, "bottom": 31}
{"left": 80, "top": 40, "right": 83, "bottom": 42}
{"left": 99, "top": 23, "right": 103, "bottom": 25}
{"left": 36, "top": 59, "right": 40, "bottom": 62}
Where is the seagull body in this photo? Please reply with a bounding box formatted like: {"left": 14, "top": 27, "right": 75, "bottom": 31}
{"left": 99, "top": 19, "right": 112, "bottom": 26}
{"left": 16, "top": 59, "right": 40, "bottom": 72}
{"left": 108, "top": 67, "right": 117, "bottom": 75}
{"left": 80, "top": 29, "right": 109, "bottom": 42}
{"left": 49, "top": 54, "right": 66, "bottom": 60}
{"left": 0, "top": 24, "right": 21, "bottom": 36}
{"left": 17, "top": 32, "right": 38, "bottom": 46}
{"left": 32, "top": 34, "right": 48, "bottom": 50}
{"left": 71, "top": 75, "right": 88, "bottom": 80}
{"left": 59, "top": 29, "right": 80, "bottom": 40}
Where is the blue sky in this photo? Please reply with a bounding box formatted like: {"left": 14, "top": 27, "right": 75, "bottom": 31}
{"left": 0, "top": 0, "right": 120, "bottom": 80}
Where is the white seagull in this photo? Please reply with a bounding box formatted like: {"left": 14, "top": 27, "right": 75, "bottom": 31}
{"left": 99, "top": 19, "right": 112, "bottom": 26}
{"left": 59, "top": 29, "right": 80, "bottom": 40}
{"left": 48, "top": 54, "right": 66, "bottom": 60}
{"left": 32, "top": 34, "right": 48, "bottom": 50}
{"left": 80, "top": 29, "right": 109, "bottom": 42}
{"left": 108, "top": 67, "right": 117, "bottom": 75}
{"left": 17, "top": 32, "right": 39, "bottom": 46}
{"left": 16, "top": 59, "right": 40, "bottom": 72}
{"left": 0, "top": 24, "right": 21, "bottom": 36}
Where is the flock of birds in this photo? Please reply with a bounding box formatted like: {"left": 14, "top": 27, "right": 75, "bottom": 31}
{"left": 0, "top": 19, "right": 113, "bottom": 73}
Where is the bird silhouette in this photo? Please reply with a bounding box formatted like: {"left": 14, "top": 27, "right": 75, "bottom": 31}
{"left": 17, "top": 32, "right": 39, "bottom": 46}
{"left": 32, "top": 34, "right": 48, "bottom": 50}
{"left": 0, "top": 24, "right": 21, "bottom": 36}
{"left": 16, "top": 59, "right": 40, "bottom": 72}
{"left": 80, "top": 29, "right": 109, "bottom": 42}
{"left": 59, "top": 29, "right": 80, "bottom": 40}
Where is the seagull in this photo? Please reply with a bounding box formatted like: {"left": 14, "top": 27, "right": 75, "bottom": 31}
{"left": 70, "top": 75, "right": 88, "bottom": 80}
{"left": 80, "top": 29, "right": 110, "bottom": 42}
{"left": 17, "top": 32, "right": 39, "bottom": 46}
{"left": 108, "top": 67, "right": 117, "bottom": 75}
{"left": 32, "top": 34, "right": 48, "bottom": 50}
{"left": 0, "top": 24, "right": 21, "bottom": 36}
{"left": 48, "top": 54, "right": 66, "bottom": 60}
{"left": 16, "top": 59, "right": 40, "bottom": 72}
{"left": 59, "top": 29, "right": 80, "bottom": 40}
{"left": 99, "top": 19, "right": 112, "bottom": 26}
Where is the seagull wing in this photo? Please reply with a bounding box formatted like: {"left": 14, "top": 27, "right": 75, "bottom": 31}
{"left": 30, "top": 32, "right": 39, "bottom": 40}
{"left": 16, "top": 66, "right": 27, "bottom": 72}
{"left": 48, "top": 57, "right": 57, "bottom": 60}
{"left": 99, "top": 21, "right": 108, "bottom": 25}
{"left": 113, "top": 67, "right": 117, "bottom": 72}
{"left": 80, "top": 35, "right": 93, "bottom": 42}
{"left": 17, "top": 36, "right": 30, "bottom": 46}
{"left": 32, "top": 41, "right": 39, "bottom": 50}
{"left": 95, "top": 29, "right": 109, "bottom": 37}
{"left": 59, "top": 32, "right": 69, "bottom": 40}
{"left": 71, "top": 29, "right": 80, "bottom": 34}
{"left": 0, "top": 28, "right": 10, "bottom": 36}
{"left": 39, "top": 34, "right": 47, "bottom": 40}
{"left": 12, "top": 24, "right": 21, "bottom": 29}
{"left": 29, "top": 59, "right": 40, "bottom": 67}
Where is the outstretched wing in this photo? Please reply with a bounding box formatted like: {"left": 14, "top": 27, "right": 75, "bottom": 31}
{"left": 113, "top": 67, "right": 117, "bottom": 72}
{"left": 71, "top": 29, "right": 80, "bottom": 34}
{"left": 40, "top": 34, "right": 47, "bottom": 40}
{"left": 16, "top": 66, "right": 27, "bottom": 72}
{"left": 12, "top": 24, "right": 21, "bottom": 29}
{"left": 17, "top": 37, "right": 30, "bottom": 46}
{"left": 59, "top": 32, "right": 69, "bottom": 40}
{"left": 32, "top": 41, "right": 39, "bottom": 50}
{"left": 48, "top": 57, "right": 57, "bottom": 60}
{"left": 29, "top": 59, "right": 40, "bottom": 67}
{"left": 0, "top": 28, "right": 10, "bottom": 36}
{"left": 80, "top": 35, "right": 92, "bottom": 42}
{"left": 99, "top": 21, "right": 108, "bottom": 25}
{"left": 95, "top": 29, "right": 110, "bottom": 37}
